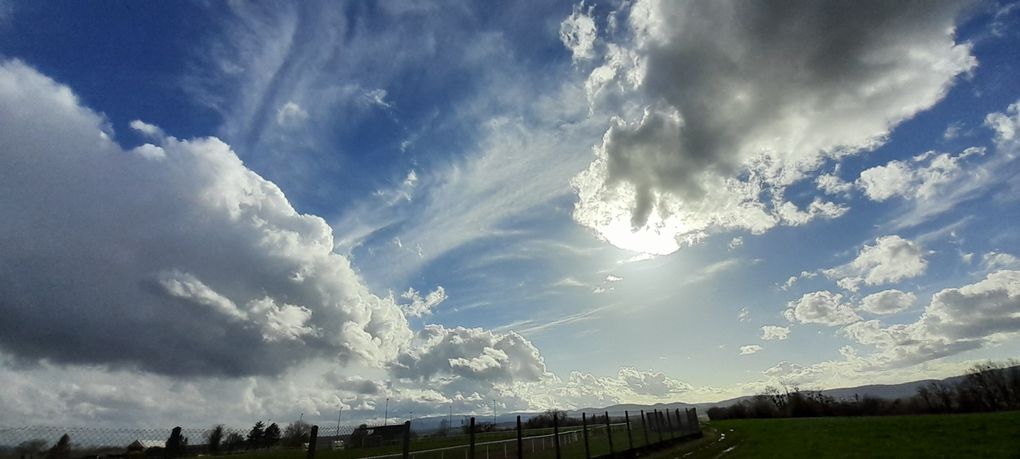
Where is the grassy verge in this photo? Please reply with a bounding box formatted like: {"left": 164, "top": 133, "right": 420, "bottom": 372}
{"left": 649, "top": 411, "right": 1020, "bottom": 459}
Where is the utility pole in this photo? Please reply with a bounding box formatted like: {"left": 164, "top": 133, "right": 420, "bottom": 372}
{"left": 493, "top": 400, "right": 497, "bottom": 426}
{"left": 384, "top": 398, "right": 390, "bottom": 426}
{"left": 336, "top": 407, "right": 343, "bottom": 438}
{"left": 300, "top": 412, "right": 304, "bottom": 422}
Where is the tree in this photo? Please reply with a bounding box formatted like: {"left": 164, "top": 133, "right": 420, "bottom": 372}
{"left": 224, "top": 432, "right": 245, "bottom": 452}
{"left": 247, "top": 421, "right": 266, "bottom": 449}
{"left": 16, "top": 439, "right": 48, "bottom": 457}
{"left": 206, "top": 425, "right": 224, "bottom": 454}
{"left": 166, "top": 427, "right": 186, "bottom": 458}
{"left": 264, "top": 422, "right": 282, "bottom": 447}
{"left": 283, "top": 421, "right": 312, "bottom": 447}
{"left": 46, "top": 433, "right": 71, "bottom": 459}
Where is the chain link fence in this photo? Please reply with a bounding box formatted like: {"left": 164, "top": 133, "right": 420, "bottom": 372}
{"left": 0, "top": 408, "right": 701, "bottom": 459}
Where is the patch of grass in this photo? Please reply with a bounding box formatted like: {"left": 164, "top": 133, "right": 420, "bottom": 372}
{"left": 656, "top": 411, "right": 1020, "bottom": 459}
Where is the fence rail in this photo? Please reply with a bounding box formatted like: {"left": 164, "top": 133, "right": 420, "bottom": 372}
{"left": 0, "top": 408, "right": 701, "bottom": 459}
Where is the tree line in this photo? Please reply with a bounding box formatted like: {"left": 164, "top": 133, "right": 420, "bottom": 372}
{"left": 707, "top": 360, "right": 1020, "bottom": 420}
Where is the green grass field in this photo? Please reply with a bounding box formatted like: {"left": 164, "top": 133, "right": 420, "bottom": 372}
{"left": 652, "top": 411, "right": 1020, "bottom": 459}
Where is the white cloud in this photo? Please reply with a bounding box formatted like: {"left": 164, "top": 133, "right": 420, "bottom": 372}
{"left": 943, "top": 121, "right": 964, "bottom": 140}
{"left": 738, "top": 307, "right": 750, "bottom": 322}
{"left": 837, "top": 270, "right": 1020, "bottom": 370}
{"left": 275, "top": 100, "right": 309, "bottom": 125}
{"left": 857, "top": 147, "right": 985, "bottom": 202}
{"left": 570, "top": 0, "right": 974, "bottom": 255}
{"left": 822, "top": 235, "right": 927, "bottom": 292}
{"left": 985, "top": 100, "right": 1020, "bottom": 143}
{"left": 859, "top": 289, "right": 917, "bottom": 315}
{"left": 982, "top": 251, "right": 1020, "bottom": 271}
{"left": 391, "top": 325, "right": 546, "bottom": 385}
{"left": 0, "top": 59, "right": 413, "bottom": 377}
{"left": 552, "top": 277, "right": 588, "bottom": 288}
{"left": 775, "top": 198, "right": 849, "bottom": 226}
{"left": 605, "top": 274, "right": 623, "bottom": 282}
{"left": 922, "top": 270, "right": 1020, "bottom": 342}
{"left": 760, "top": 326, "right": 790, "bottom": 341}
{"left": 615, "top": 367, "right": 691, "bottom": 396}
{"left": 857, "top": 161, "right": 915, "bottom": 201}
{"left": 739, "top": 345, "right": 763, "bottom": 356}
{"left": 129, "top": 119, "right": 165, "bottom": 140}
{"left": 399, "top": 286, "right": 448, "bottom": 318}
{"left": 816, "top": 173, "right": 853, "bottom": 195}
{"left": 156, "top": 270, "right": 248, "bottom": 322}
{"left": 728, "top": 236, "right": 743, "bottom": 250}
{"left": 560, "top": 2, "right": 598, "bottom": 62}
{"left": 784, "top": 291, "right": 860, "bottom": 326}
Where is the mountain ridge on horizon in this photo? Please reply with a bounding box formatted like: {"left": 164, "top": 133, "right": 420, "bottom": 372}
{"left": 406, "top": 366, "right": 1013, "bottom": 432}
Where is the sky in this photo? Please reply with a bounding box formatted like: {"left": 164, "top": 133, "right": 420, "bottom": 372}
{"left": 1, "top": 0, "right": 1020, "bottom": 429}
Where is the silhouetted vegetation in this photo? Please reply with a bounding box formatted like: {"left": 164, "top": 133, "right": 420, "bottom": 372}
{"left": 264, "top": 423, "right": 281, "bottom": 448}
{"left": 165, "top": 426, "right": 187, "bottom": 457}
{"left": 45, "top": 434, "right": 70, "bottom": 459}
{"left": 282, "top": 421, "right": 311, "bottom": 447}
{"left": 206, "top": 425, "right": 224, "bottom": 454}
{"left": 246, "top": 421, "right": 266, "bottom": 449}
{"left": 707, "top": 360, "right": 1020, "bottom": 420}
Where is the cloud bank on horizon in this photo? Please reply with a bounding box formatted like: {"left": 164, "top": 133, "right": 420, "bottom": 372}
{"left": 1, "top": 0, "right": 1019, "bottom": 428}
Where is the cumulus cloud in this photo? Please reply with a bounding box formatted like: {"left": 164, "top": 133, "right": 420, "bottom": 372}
{"left": 784, "top": 291, "right": 860, "bottom": 326}
{"left": 0, "top": 59, "right": 413, "bottom": 377}
{"left": 391, "top": 325, "right": 545, "bottom": 385}
{"left": 838, "top": 270, "right": 1020, "bottom": 369}
{"left": 738, "top": 307, "right": 750, "bottom": 322}
{"left": 739, "top": 345, "right": 763, "bottom": 356}
{"left": 522, "top": 367, "right": 692, "bottom": 408}
{"left": 560, "top": 2, "right": 597, "bottom": 62}
{"left": 816, "top": 173, "right": 853, "bottom": 195}
{"left": 129, "top": 119, "right": 165, "bottom": 140}
{"left": 822, "top": 236, "right": 927, "bottom": 291}
{"left": 760, "top": 325, "right": 790, "bottom": 341}
{"left": 985, "top": 100, "right": 1020, "bottom": 144}
{"left": 857, "top": 147, "right": 986, "bottom": 202}
{"left": 615, "top": 367, "right": 691, "bottom": 396}
{"left": 571, "top": 0, "right": 974, "bottom": 254}
{"left": 859, "top": 289, "right": 917, "bottom": 315}
{"left": 399, "top": 286, "right": 447, "bottom": 318}
{"left": 728, "top": 236, "right": 743, "bottom": 250}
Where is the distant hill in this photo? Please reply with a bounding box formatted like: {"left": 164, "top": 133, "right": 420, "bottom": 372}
{"left": 407, "top": 367, "right": 1011, "bottom": 433}
{"left": 693, "top": 370, "right": 982, "bottom": 411}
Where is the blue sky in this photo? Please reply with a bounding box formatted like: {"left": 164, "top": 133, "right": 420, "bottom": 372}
{"left": 1, "top": 0, "right": 1020, "bottom": 427}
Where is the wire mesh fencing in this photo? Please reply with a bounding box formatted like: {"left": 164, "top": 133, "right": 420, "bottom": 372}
{"left": 0, "top": 408, "right": 701, "bottom": 459}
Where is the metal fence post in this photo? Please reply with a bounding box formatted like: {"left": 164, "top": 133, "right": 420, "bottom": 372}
{"left": 307, "top": 425, "right": 318, "bottom": 459}
{"left": 674, "top": 409, "right": 684, "bottom": 435}
{"left": 639, "top": 410, "right": 649, "bottom": 447}
{"left": 469, "top": 417, "right": 476, "bottom": 459}
{"left": 553, "top": 412, "right": 561, "bottom": 459}
{"left": 654, "top": 410, "right": 664, "bottom": 444}
{"left": 402, "top": 421, "right": 411, "bottom": 459}
{"left": 624, "top": 411, "right": 633, "bottom": 451}
{"left": 581, "top": 413, "right": 590, "bottom": 459}
{"left": 516, "top": 416, "right": 523, "bottom": 459}
{"left": 664, "top": 408, "right": 674, "bottom": 439}
{"left": 604, "top": 411, "right": 614, "bottom": 458}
